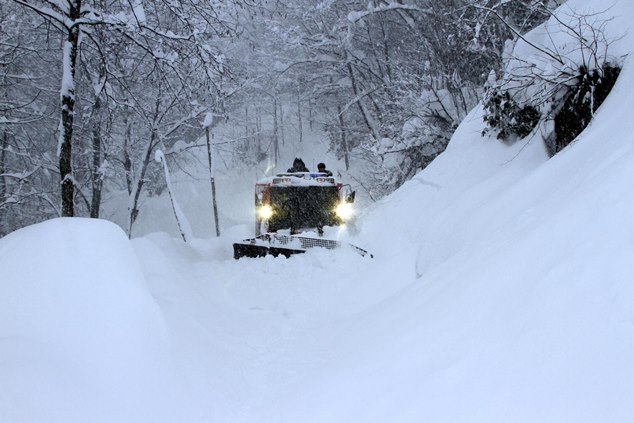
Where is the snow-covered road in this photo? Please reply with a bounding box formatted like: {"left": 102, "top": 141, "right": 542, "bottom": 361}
{"left": 131, "top": 227, "right": 412, "bottom": 422}
{"left": 3, "top": 0, "right": 634, "bottom": 420}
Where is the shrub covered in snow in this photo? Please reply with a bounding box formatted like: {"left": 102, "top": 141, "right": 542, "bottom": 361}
{"left": 482, "top": 4, "right": 623, "bottom": 155}
{"left": 551, "top": 62, "right": 621, "bottom": 154}
{"left": 483, "top": 87, "right": 540, "bottom": 141}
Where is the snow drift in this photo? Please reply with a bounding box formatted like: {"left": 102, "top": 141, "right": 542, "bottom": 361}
{"left": 2, "top": 0, "right": 634, "bottom": 422}
{"left": 0, "top": 218, "right": 183, "bottom": 423}
{"left": 277, "top": 1, "right": 634, "bottom": 421}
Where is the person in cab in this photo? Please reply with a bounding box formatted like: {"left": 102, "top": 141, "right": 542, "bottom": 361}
{"left": 317, "top": 162, "right": 332, "bottom": 176}
{"left": 287, "top": 158, "right": 309, "bottom": 172}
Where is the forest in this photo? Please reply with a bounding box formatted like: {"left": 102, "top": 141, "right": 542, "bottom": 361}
{"left": 1, "top": 0, "right": 585, "bottom": 236}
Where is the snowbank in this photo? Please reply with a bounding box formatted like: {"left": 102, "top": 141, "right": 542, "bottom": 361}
{"left": 281, "top": 99, "right": 634, "bottom": 422}
{"left": 3, "top": 1, "right": 634, "bottom": 422}
{"left": 276, "top": 1, "right": 634, "bottom": 421}
{"left": 0, "top": 218, "right": 183, "bottom": 423}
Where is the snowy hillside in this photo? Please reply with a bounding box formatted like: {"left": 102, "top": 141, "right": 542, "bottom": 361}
{"left": 2, "top": 0, "right": 634, "bottom": 422}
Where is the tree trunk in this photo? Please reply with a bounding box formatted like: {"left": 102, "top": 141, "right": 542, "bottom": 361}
{"left": 244, "top": 105, "right": 250, "bottom": 155}
{"left": 0, "top": 130, "right": 8, "bottom": 234}
{"left": 347, "top": 62, "right": 379, "bottom": 141}
{"left": 256, "top": 106, "right": 262, "bottom": 156}
{"left": 0, "top": 68, "right": 8, "bottom": 220}
{"left": 127, "top": 131, "right": 155, "bottom": 235}
{"left": 128, "top": 99, "right": 160, "bottom": 235}
{"left": 123, "top": 108, "right": 133, "bottom": 195}
{"left": 128, "top": 95, "right": 162, "bottom": 236}
{"left": 156, "top": 150, "right": 191, "bottom": 243}
{"left": 337, "top": 105, "right": 350, "bottom": 171}
{"left": 59, "top": 0, "right": 81, "bottom": 217}
{"left": 379, "top": 18, "right": 393, "bottom": 83}
{"left": 279, "top": 101, "right": 285, "bottom": 146}
{"left": 273, "top": 96, "right": 279, "bottom": 166}
{"left": 297, "top": 88, "right": 303, "bottom": 143}
{"left": 90, "top": 95, "right": 102, "bottom": 218}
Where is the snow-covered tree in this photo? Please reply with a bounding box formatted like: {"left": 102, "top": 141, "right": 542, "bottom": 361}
{"left": 0, "top": 0, "right": 573, "bottom": 235}
{"left": 482, "top": 3, "right": 623, "bottom": 155}
{"left": 1, "top": 2, "right": 61, "bottom": 234}
{"left": 6, "top": 0, "right": 244, "bottom": 235}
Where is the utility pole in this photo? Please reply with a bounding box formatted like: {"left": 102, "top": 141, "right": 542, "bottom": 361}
{"left": 205, "top": 121, "right": 220, "bottom": 237}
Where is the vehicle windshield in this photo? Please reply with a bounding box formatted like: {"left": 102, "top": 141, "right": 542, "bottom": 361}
{"left": 268, "top": 185, "right": 340, "bottom": 232}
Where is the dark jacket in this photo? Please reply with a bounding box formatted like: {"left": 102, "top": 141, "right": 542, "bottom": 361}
{"left": 317, "top": 163, "right": 332, "bottom": 176}
{"left": 288, "top": 158, "right": 309, "bottom": 172}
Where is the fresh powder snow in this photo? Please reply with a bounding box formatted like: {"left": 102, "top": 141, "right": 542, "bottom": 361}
{"left": 2, "top": 0, "right": 634, "bottom": 422}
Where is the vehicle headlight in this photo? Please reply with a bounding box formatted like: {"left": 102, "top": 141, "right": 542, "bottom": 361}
{"left": 335, "top": 202, "right": 354, "bottom": 220}
{"left": 258, "top": 204, "right": 273, "bottom": 219}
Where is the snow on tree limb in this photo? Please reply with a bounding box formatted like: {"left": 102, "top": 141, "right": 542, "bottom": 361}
{"left": 155, "top": 149, "right": 193, "bottom": 243}
{"left": 11, "top": 0, "right": 72, "bottom": 28}
{"left": 347, "top": 2, "right": 432, "bottom": 26}
{"left": 203, "top": 113, "right": 214, "bottom": 128}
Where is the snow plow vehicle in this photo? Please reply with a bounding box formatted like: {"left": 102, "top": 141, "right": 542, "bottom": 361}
{"left": 233, "top": 171, "right": 371, "bottom": 259}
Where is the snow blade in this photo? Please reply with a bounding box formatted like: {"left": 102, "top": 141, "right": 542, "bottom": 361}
{"left": 233, "top": 233, "right": 372, "bottom": 260}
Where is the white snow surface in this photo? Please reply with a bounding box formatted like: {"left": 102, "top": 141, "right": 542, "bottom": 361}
{"left": 3, "top": 0, "right": 634, "bottom": 421}
{"left": 0, "top": 219, "right": 184, "bottom": 423}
